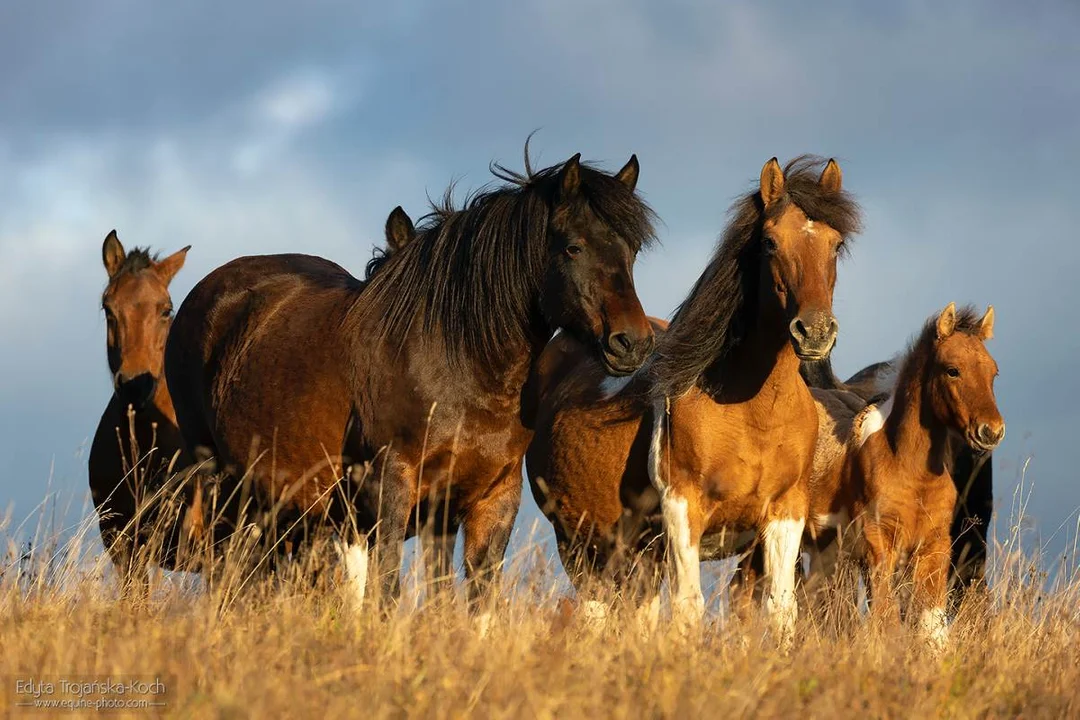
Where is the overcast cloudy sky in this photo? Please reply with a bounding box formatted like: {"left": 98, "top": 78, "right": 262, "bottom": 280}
{"left": 1, "top": 1, "right": 1077, "bottom": 564}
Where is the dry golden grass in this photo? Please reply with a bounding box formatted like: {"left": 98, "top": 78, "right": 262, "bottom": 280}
{"left": 1, "top": 491, "right": 1078, "bottom": 719}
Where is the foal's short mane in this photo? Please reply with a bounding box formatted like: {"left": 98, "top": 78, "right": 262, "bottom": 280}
{"left": 359, "top": 151, "right": 657, "bottom": 367}
{"left": 894, "top": 305, "right": 985, "bottom": 388}
{"left": 650, "top": 156, "right": 861, "bottom": 399}
{"left": 110, "top": 248, "right": 157, "bottom": 279}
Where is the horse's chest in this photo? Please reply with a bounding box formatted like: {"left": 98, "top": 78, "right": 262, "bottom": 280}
{"left": 694, "top": 413, "right": 813, "bottom": 502}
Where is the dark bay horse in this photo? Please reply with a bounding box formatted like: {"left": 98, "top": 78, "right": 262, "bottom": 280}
{"left": 806, "top": 303, "right": 1003, "bottom": 647}
{"left": 800, "top": 353, "right": 996, "bottom": 610}
{"left": 166, "top": 152, "right": 657, "bottom": 613}
{"left": 527, "top": 157, "right": 861, "bottom": 638}
{"left": 88, "top": 231, "right": 192, "bottom": 590}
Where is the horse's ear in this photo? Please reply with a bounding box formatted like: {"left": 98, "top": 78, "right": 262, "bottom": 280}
{"left": 559, "top": 153, "right": 582, "bottom": 201}
{"left": 936, "top": 302, "right": 957, "bottom": 340}
{"left": 155, "top": 245, "right": 191, "bottom": 286}
{"left": 385, "top": 206, "right": 415, "bottom": 253}
{"left": 977, "top": 305, "right": 995, "bottom": 341}
{"left": 102, "top": 230, "right": 125, "bottom": 277}
{"left": 760, "top": 157, "right": 785, "bottom": 209}
{"left": 615, "top": 154, "right": 639, "bottom": 192}
{"left": 819, "top": 159, "right": 843, "bottom": 193}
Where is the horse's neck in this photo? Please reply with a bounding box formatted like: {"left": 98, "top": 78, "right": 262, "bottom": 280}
{"left": 884, "top": 377, "right": 950, "bottom": 477}
{"left": 708, "top": 315, "right": 803, "bottom": 405}
{"left": 152, "top": 380, "right": 179, "bottom": 427}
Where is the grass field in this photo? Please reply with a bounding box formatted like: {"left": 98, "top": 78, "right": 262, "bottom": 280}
{"left": 1, "top": 480, "right": 1077, "bottom": 719}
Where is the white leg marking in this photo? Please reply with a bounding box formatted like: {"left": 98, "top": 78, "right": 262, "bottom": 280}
{"left": 815, "top": 511, "right": 850, "bottom": 530}
{"left": 579, "top": 599, "right": 609, "bottom": 631}
{"left": 634, "top": 594, "right": 661, "bottom": 637}
{"left": 762, "top": 517, "right": 805, "bottom": 643}
{"left": 338, "top": 536, "right": 369, "bottom": 609}
{"left": 919, "top": 606, "right": 949, "bottom": 651}
{"left": 599, "top": 374, "right": 633, "bottom": 399}
{"left": 662, "top": 493, "right": 704, "bottom": 628}
{"left": 475, "top": 611, "right": 494, "bottom": 638}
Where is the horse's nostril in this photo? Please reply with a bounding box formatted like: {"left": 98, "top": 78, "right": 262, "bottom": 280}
{"left": 978, "top": 423, "right": 1005, "bottom": 445}
{"left": 609, "top": 332, "right": 633, "bottom": 355}
{"left": 789, "top": 318, "right": 809, "bottom": 339}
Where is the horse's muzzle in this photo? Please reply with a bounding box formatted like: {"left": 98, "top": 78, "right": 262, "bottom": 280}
{"left": 115, "top": 372, "right": 157, "bottom": 410}
{"left": 790, "top": 312, "right": 839, "bottom": 361}
{"left": 601, "top": 328, "right": 655, "bottom": 376}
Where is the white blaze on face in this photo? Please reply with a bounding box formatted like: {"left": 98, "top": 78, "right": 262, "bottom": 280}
{"left": 803, "top": 219, "right": 816, "bottom": 236}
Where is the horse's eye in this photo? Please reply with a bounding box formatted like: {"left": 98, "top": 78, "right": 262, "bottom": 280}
{"left": 762, "top": 237, "right": 778, "bottom": 255}
{"left": 162, "top": 306, "right": 173, "bottom": 319}
{"left": 946, "top": 367, "right": 960, "bottom": 378}
{"left": 565, "top": 244, "right": 583, "bottom": 258}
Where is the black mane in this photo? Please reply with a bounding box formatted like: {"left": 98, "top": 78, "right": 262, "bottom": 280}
{"left": 358, "top": 149, "right": 656, "bottom": 368}
{"left": 650, "top": 156, "right": 862, "bottom": 399}
{"left": 363, "top": 248, "right": 393, "bottom": 281}
{"left": 112, "top": 247, "right": 156, "bottom": 278}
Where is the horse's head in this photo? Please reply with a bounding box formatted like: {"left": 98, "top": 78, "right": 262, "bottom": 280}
{"left": 928, "top": 303, "right": 1004, "bottom": 454}
{"left": 101, "top": 230, "right": 189, "bottom": 409}
{"left": 757, "top": 157, "right": 855, "bottom": 361}
{"left": 542, "top": 154, "right": 654, "bottom": 376}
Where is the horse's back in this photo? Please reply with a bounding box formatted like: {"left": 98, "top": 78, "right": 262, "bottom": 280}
{"left": 166, "top": 254, "right": 364, "bottom": 511}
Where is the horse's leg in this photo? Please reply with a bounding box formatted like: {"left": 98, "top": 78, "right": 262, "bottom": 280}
{"left": 863, "top": 524, "right": 901, "bottom": 628}
{"left": 626, "top": 548, "right": 663, "bottom": 637}
{"left": 659, "top": 488, "right": 706, "bottom": 629}
{"left": 461, "top": 470, "right": 522, "bottom": 634}
{"left": 341, "top": 452, "right": 413, "bottom": 613}
{"left": 761, "top": 514, "right": 806, "bottom": 644}
{"left": 730, "top": 542, "right": 764, "bottom": 625}
{"left": 912, "top": 535, "right": 952, "bottom": 651}
{"left": 950, "top": 449, "right": 993, "bottom": 611}
{"left": 556, "top": 535, "right": 610, "bottom": 630}
{"left": 427, "top": 505, "right": 460, "bottom": 601}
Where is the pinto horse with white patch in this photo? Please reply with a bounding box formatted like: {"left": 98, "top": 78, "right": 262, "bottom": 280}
{"left": 807, "top": 303, "right": 1003, "bottom": 648}
{"left": 527, "top": 156, "right": 861, "bottom": 638}
{"left": 166, "top": 149, "right": 657, "bottom": 614}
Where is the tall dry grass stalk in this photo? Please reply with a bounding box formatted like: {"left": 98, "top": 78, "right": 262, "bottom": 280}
{"left": 0, "top": 462, "right": 1077, "bottom": 718}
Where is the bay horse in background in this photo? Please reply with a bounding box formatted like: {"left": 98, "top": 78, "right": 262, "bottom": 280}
{"left": 800, "top": 351, "right": 996, "bottom": 611}
{"left": 166, "top": 149, "right": 657, "bottom": 615}
{"left": 88, "top": 231, "right": 193, "bottom": 592}
{"left": 527, "top": 156, "right": 861, "bottom": 640}
{"left": 804, "top": 303, "right": 1003, "bottom": 647}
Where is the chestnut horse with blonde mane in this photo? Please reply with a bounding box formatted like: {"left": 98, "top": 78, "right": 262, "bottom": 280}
{"left": 805, "top": 303, "right": 1003, "bottom": 646}
{"left": 89, "top": 231, "right": 192, "bottom": 590}
{"left": 166, "top": 151, "right": 657, "bottom": 611}
{"left": 527, "top": 156, "right": 861, "bottom": 637}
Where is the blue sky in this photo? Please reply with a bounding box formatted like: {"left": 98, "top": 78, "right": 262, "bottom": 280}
{"left": 1, "top": 1, "right": 1077, "bottom": 563}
